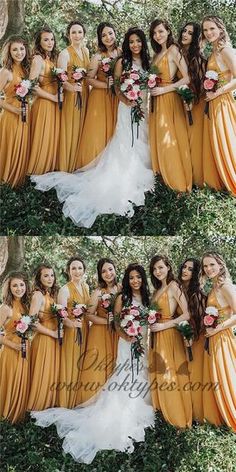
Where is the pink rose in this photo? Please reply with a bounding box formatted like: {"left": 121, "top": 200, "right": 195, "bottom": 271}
{"left": 129, "top": 308, "right": 140, "bottom": 318}
{"left": 102, "top": 300, "right": 110, "bottom": 308}
{"left": 73, "top": 72, "right": 83, "bottom": 80}
{"left": 60, "top": 309, "right": 68, "bottom": 319}
{"left": 203, "top": 79, "right": 215, "bottom": 90}
{"left": 126, "top": 89, "right": 138, "bottom": 101}
{"left": 148, "top": 313, "right": 157, "bottom": 324}
{"left": 130, "top": 72, "right": 139, "bottom": 80}
{"left": 73, "top": 307, "right": 83, "bottom": 317}
{"left": 16, "top": 84, "right": 28, "bottom": 98}
{"left": 148, "top": 78, "right": 156, "bottom": 88}
{"left": 103, "top": 64, "right": 110, "bottom": 73}
{"left": 16, "top": 321, "right": 28, "bottom": 333}
{"left": 204, "top": 315, "right": 215, "bottom": 326}
{"left": 60, "top": 73, "right": 68, "bottom": 82}
{"left": 126, "top": 324, "right": 138, "bottom": 336}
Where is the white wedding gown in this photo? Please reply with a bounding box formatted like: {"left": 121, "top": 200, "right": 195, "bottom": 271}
{"left": 31, "top": 71, "right": 154, "bottom": 228}
{"left": 31, "top": 323, "right": 155, "bottom": 464}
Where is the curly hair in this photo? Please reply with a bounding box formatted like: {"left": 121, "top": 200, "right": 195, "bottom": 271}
{"left": 97, "top": 258, "right": 117, "bottom": 289}
{"left": 121, "top": 27, "right": 150, "bottom": 71}
{"left": 121, "top": 263, "right": 150, "bottom": 307}
{"left": 149, "top": 255, "right": 176, "bottom": 290}
{"left": 97, "top": 22, "right": 117, "bottom": 53}
{"left": 2, "top": 271, "right": 30, "bottom": 310}
{"left": 33, "top": 26, "right": 58, "bottom": 62}
{"left": 64, "top": 256, "right": 86, "bottom": 281}
{"left": 149, "top": 19, "right": 178, "bottom": 55}
{"left": 201, "top": 16, "right": 231, "bottom": 51}
{"left": 32, "top": 263, "right": 58, "bottom": 298}
{"left": 1, "top": 35, "right": 31, "bottom": 75}
{"left": 178, "top": 258, "right": 206, "bottom": 339}
{"left": 178, "top": 22, "right": 206, "bottom": 101}
{"left": 200, "top": 251, "right": 232, "bottom": 288}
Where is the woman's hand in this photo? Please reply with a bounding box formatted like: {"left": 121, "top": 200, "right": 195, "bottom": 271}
{"left": 183, "top": 100, "right": 193, "bottom": 111}
{"left": 107, "top": 76, "right": 114, "bottom": 88}
{"left": 51, "top": 329, "right": 64, "bottom": 339}
{"left": 73, "top": 83, "right": 82, "bottom": 93}
{"left": 205, "top": 89, "right": 222, "bottom": 101}
{"left": 126, "top": 100, "right": 137, "bottom": 108}
{"left": 150, "top": 323, "right": 163, "bottom": 332}
{"left": 9, "top": 341, "right": 22, "bottom": 351}
{"left": 205, "top": 326, "right": 220, "bottom": 337}
{"left": 150, "top": 86, "right": 164, "bottom": 96}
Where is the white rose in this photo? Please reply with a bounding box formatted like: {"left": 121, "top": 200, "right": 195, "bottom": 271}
{"left": 178, "top": 320, "right": 189, "bottom": 327}
{"left": 205, "top": 70, "right": 218, "bottom": 80}
{"left": 21, "top": 315, "right": 32, "bottom": 325}
{"left": 21, "top": 80, "right": 31, "bottom": 88}
{"left": 178, "top": 85, "right": 188, "bottom": 90}
{"left": 205, "top": 306, "right": 219, "bottom": 316}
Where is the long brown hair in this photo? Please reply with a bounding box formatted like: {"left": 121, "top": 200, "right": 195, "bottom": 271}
{"left": 33, "top": 26, "right": 58, "bottom": 62}
{"left": 32, "top": 263, "right": 58, "bottom": 298}
{"left": 2, "top": 271, "right": 30, "bottom": 309}
{"left": 1, "top": 35, "right": 31, "bottom": 75}
{"left": 149, "top": 19, "right": 178, "bottom": 54}
{"left": 97, "top": 258, "right": 117, "bottom": 289}
{"left": 149, "top": 255, "right": 175, "bottom": 290}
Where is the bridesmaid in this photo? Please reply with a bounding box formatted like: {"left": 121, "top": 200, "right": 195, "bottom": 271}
{"left": 0, "top": 272, "right": 31, "bottom": 423}
{"left": 58, "top": 21, "right": 90, "bottom": 172}
{"left": 57, "top": 256, "right": 90, "bottom": 408}
{"left": 0, "top": 36, "right": 31, "bottom": 187}
{"left": 201, "top": 16, "right": 236, "bottom": 195}
{"left": 77, "top": 258, "right": 119, "bottom": 405}
{"left": 149, "top": 19, "right": 192, "bottom": 193}
{"left": 27, "top": 26, "right": 59, "bottom": 175}
{"left": 178, "top": 258, "right": 206, "bottom": 423}
{"left": 178, "top": 22, "right": 206, "bottom": 187}
{"left": 201, "top": 252, "right": 236, "bottom": 431}
{"left": 75, "top": 22, "right": 119, "bottom": 168}
{"left": 27, "top": 264, "right": 60, "bottom": 411}
{"left": 149, "top": 255, "right": 192, "bottom": 428}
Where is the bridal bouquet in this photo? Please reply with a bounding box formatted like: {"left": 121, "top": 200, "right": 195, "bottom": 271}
{"left": 72, "top": 302, "right": 87, "bottom": 345}
{"left": 147, "top": 303, "right": 162, "bottom": 349}
{"left": 119, "top": 67, "right": 148, "bottom": 146}
{"left": 203, "top": 70, "right": 219, "bottom": 118}
{"left": 15, "top": 79, "right": 37, "bottom": 122}
{"left": 51, "top": 67, "right": 68, "bottom": 110}
{"left": 176, "top": 85, "right": 195, "bottom": 125}
{"left": 72, "top": 66, "right": 87, "bottom": 109}
{"left": 175, "top": 320, "right": 194, "bottom": 361}
{"left": 203, "top": 306, "right": 221, "bottom": 354}
{"left": 100, "top": 292, "right": 116, "bottom": 331}
{"left": 100, "top": 56, "right": 116, "bottom": 95}
{"left": 51, "top": 303, "right": 68, "bottom": 345}
{"left": 14, "top": 314, "right": 38, "bottom": 358}
{"left": 147, "top": 65, "right": 162, "bottom": 113}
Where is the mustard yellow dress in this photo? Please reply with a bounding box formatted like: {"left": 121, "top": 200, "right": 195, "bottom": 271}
{"left": 149, "top": 48, "right": 192, "bottom": 192}
{"left": 0, "top": 64, "right": 30, "bottom": 187}
{"left": 28, "top": 58, "right": 60, "bottom": 175}
{"left": 58, "top": 46, "right": 90, "bottom": 172}
{"left": 203, "top": 289, "right": 236, "bottom": 431}
{"left": 0, "top": 300, "right": 30, "bottom": 423}
{"left": 188, "top": 334, "right": 205, "bottom": 422}
{"left": 203, "top": 53, "right": 236, "bottom": 195}
{"left": 75, "top": 53, "right": 119, "bottom": 168}
{"left": 27, "top": 293, "right": 60, "bottom": 411}
{"left": 77, "top": 288, "right": 119, "bottom": 405}
{"left": 58, "top": 281, "right": 90, "bottom": 408}
{"left": 149, "top": 288, "right": 192, "bottom": 428}
{"left": 186, "top": 99, "right": 205, "bottom": 187}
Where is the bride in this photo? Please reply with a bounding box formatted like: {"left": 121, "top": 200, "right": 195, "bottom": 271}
{"left": 31, "top": 28, "right": 154, "bottom": 228}
{"left": 31, "top": 263, "right": 155, "bottom": 464}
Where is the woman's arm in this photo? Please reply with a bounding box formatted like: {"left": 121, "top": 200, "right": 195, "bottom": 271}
{"left": 30, "top": 55, "right": 58, "bottom": 102}
{"left": 87, "top": 289, "right": 107, "bottom": 325}
{"left": 87, "top": 54, "right": 107, "bottom": 89}
{"left": 57, "top": 285, "right": 82, "bottom": 329}
{"left": 206, "top": 284, "right": 236, "bottom": 336}
{"left": 0, "top": 304, "right": 22, "bottom": 351}
{"left": 151, "top": 46, "right": 189, "bottom": 96}
{"left": 57, "top": 49, "right": 82, "bottom": 93}
{"left": 0, "top": 68, "right": 21, "bottom": 115}
{"left": 29, "top": 291, "right": 58, "bottom": 338}
{"left": 206, "top": 47, "right": 236, "bottom": 101}
{"left": 151, "top": 283, "right": 190, "bottom": 332}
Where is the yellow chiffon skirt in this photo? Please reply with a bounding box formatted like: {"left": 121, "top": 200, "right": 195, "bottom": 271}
{"left": 188, "top": 335, "right": 204, "bottom": 422}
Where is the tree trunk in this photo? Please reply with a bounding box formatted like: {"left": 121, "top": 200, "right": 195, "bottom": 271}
{"left": 0, "top": 236, "right": 25, "bottom": 284}
{"left": 0, "top": 0, "right": 25, "bottom": 48}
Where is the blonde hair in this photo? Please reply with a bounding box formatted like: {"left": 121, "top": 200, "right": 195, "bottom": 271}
{"left": 201, "top": 16, "right": 231, "bottom": 51}
{"left": 200, "top": 251, "right": 232, "bottom": 287}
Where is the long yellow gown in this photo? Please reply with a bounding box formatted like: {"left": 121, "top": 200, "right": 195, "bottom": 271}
{"left": 149, "top": 288, "right": 192, "bottom": 428}
{"left": 58, "top": 281, "right": 90, "bottom": 408}
{"left": 188, "top": 334, "right": 205, "bottom": 422}
{"left": 203, "top": 289, "right": 236, "bottom": 431}
{"left": 0, "top": 300, "right": 30, "bottom": 423}
{"left": 186, "top": 99, "right": 205, "bottom": 187}
{"left": 203, "top": 53, "right": 236, "bottom": 195}
{"left": 0, "top": 64, "right": 30, "bottom": 187}
{"left": 77, "top": 288, "right": 118, "bottom": 405}
{"left": 75, "top": 53, "right": 119, "bottom": 168}
{"left": 27, "top": 293, "right": 60, "bottom": 411}
{"left": 58, "top": 46, "right": 90, "bottom": 172}
{"left": 27, "top": 58, "right": 60, "bottom": 175}
{"left": 149, "top": 48, "right": 192, "bottom": 192}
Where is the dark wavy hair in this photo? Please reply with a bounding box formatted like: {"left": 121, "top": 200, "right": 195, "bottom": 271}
{"left": 32, "top": 263, "right": 58, "bottom": 298}
{"left": 178, "top": 258, "right": 206, "bottom": 338}
{"left": 65, "top": 256, "right": 86, "bottom": 281}
{"left": 149, "top": 255, "right": 175, "bottom": 290}
{"left": 121, "top": 27, "right": 150, "bottom": 71}
{"left": 97, "top": 22, "right": 117, "bottom": 53}
{"left": 1, "top": 35, "right": 31, "bottom": 75}
{"left": 149, "top": 19, "right": 178, "bottom": 54}
{"left": 121, "top": 263, "right": 150, "bottom": 307}
{"left": 178, "top": 22, "right": 206, "bottom": 101}
{"left": 33, "top": 26, "right": 58, "bottom": 62}
{"left": 2, "top": 271, "right": 30, "bottom": 310}
{"left": 97, "top": 258, "right": 117, "bottom": 289}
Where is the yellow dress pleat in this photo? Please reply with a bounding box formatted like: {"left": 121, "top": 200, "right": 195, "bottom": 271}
{"left": 149, "top": 290, "right": 192, "bottom": 428}
{"left": 186, "top": 99, "right": 205, "bottom": 187}
{"left": 203, "top": 53, "right": 236, "bottom": 195}
{"left": 58, "top": 281, "right": 90, "bottom": 408}
{"left": 188, "top": 334, "right": 205, "bottom": 422}
{"left": 58, "top": 46, "right": 90, "bottom": 172}
{"left": 203, "top": 290, "right": 236, "bottom": 431}
{"left": 75, "top": 53, "right": 119, "bottom": 168}
{"left": 0, "top": 64, "right": 30, "bottom": 187}
{"left": 27, "top": 293, "right": 60, "bottom": 411}
{"left": 77, "top": 288, "right": 119, "bottom": 405}
{"left": 0, "top": 300, "right": 30, "bottom": 423}
{"left": 149, "top": 49, "right": 192, "bottom": 192}
{"left": 27, "top": 58, "right": 60, "bottom": 174}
